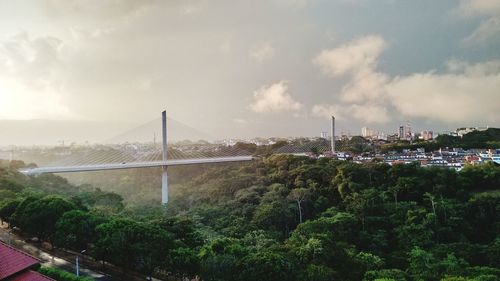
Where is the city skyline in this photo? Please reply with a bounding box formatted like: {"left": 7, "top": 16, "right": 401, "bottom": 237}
{"left": 0, "top": 1, "right": 499, "bottom": 145}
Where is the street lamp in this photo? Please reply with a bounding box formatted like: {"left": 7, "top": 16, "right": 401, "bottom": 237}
{"left": 76, "top": 250, "right": 86, "bottom": 277}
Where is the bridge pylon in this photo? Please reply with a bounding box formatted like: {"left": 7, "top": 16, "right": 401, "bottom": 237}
{"left": 162, "top": 110, "right": 168, "bottom": 205}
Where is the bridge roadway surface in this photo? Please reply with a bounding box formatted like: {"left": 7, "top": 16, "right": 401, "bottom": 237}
{"left": 21, "top": 156, "right": 254, "bottom": 175}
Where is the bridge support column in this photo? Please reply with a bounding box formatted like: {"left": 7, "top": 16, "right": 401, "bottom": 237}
{"left": 331, "top": 115, "right": 335, "bottom": 153}
{"left": 162, "top": 166, "right": 168, "bottom": 204}
{"left": 162, "top": 110, "right": 168, "bottom": 205}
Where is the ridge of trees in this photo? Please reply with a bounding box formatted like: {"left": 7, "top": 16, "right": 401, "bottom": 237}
{"left": 0, "top": 157, "right": 499, "bottom": 280}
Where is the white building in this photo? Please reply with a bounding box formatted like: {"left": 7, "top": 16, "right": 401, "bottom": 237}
{"left": 362, "top": 127, "right": 375, "bottom": 138}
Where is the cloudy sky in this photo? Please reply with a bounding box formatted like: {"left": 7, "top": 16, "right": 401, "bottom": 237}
{"left": 0, "top": 0, "right": 499, "bottom": 145}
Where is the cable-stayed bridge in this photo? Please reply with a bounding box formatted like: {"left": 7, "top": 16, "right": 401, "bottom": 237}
{"left": 19, "top": 111, "right": 253, "bottom": 204}
{"left": 15, "top": 112, "right": 338, "bottom": 204}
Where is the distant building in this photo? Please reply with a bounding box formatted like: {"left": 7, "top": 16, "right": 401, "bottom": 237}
{"left": 398, "top": 126, "right": 405, "bottom": 140}
{"left": 387, "top": 134, "right": 399, "bottom": 142}
{"left": 456, "top": 126, "right": 489, "bottom": 137}
{"left": 398, "top": 121, "right": 413, "bottom": 140}
{"left": 362, "top": 127, "right": 375, "bottom": 138}
{"left": 405, "top": 121, "right": 412, "bottom": 140}
{"left": 320, "top": 131, "right": 328, "bottom": 139}
{"left": 420, "top": 131, "right": 433, "bottom": 141}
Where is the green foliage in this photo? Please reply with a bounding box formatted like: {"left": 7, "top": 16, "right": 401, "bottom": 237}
{"left": 0, "top": 198, "right": 20, "bottom": 223}
{"left": 94, "top": 218, "right": 175, "bottom": 276}
{"left": 11, "top": 195, "right": 77, "bottom": 241}
{"left": 363, "top": 268, "right": 407, "bottom": 281}
{"left": 53, "top": 210, "right": 105, "bottom": 251}
{"left": 2, "top": 155, "right": 500, "bottom": 281}
{"left": 38, "top": 267, "right": 94, "bottom": 281}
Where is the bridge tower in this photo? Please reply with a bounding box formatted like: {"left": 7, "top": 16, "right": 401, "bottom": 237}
{"left": 162, "top": 110, "right": 168, "bottom": 204}
{"left": 331, "top": 116, "right": 335, "bottom": 153}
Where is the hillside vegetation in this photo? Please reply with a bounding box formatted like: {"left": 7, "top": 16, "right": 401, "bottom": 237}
{"left": 0, "top": 157, "right": 499, "bottom": 281}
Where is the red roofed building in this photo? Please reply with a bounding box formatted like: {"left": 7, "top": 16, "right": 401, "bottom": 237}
{"left": 0, "top": 241, "right": 54, "bottom": 281}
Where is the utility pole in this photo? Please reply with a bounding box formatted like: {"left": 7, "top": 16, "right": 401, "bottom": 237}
{"left": 161, "top": 111, "right": 168, "bottom": 205}
{"left": 76, "top": 250, "right": 86, "bottom": 277}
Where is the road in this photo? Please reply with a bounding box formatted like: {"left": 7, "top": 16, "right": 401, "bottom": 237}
{"left": 0, "top": 222, "right": 131, "bottom": 281}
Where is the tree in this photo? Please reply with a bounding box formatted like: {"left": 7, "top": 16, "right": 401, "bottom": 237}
{"left": 300, "top": 264, "right": 336, "bottom": 281}
{"left": 53, "top": 210, "right": 105, "bottom": 251}
{"left": 94, "top": 219, "right": 174, "bottom": 277}
{"left": 0, "top": 199, "right": 20, "bottom": 224}
{"left": 288, "top": 188, "right": 311, "bottom": 224}
{"left": 12, "top": 195, "right": 77, "bottom": 242}
{"left": 240, "top": 251, "right": 294, "bottom": 281}
{"left": 168, "top": 247, "right": 200, "bottom": 279}
{"left": 407, "top": 247, "right": 438, "bottom": 281}
{"left": 198, "top": 237, "right": 248, "bottom": 281}
{"left": 466, "top": 192, "right": 500, "bottom": 243}
{"left": 389, "top": 176, "right": 418, "bottom": 205}
{"left": 363, "top": 269, "right": 407, "bottom": 281}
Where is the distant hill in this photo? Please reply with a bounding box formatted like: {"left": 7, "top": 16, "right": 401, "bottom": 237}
{"left": 462, "top": 128, "right": 500, "bottom": 142}
{"left": 436, "top": 128, "right": 500, "bottom": 149}
{"left": 0, "top": 120, "right": 133, "bottom": 146}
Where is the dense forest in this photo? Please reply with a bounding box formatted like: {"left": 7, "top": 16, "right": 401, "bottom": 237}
{"left": 0, "top": 156, "right": 499, "bottom": 281}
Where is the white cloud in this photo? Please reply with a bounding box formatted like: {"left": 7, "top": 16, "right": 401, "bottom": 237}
{"left": 312, "top": 35, "right": 389, "bottom": 124}
{"left": 312, "top": 35, "right": 500, "bottom": 125}
{"left": 0, "top": 32, "right": 63, "bottom": 87}
{"left": 219, "top": 41, "right": 232, "bottom": 54}
{"left": 340, "top": 68, "right": 389, "bottom": 103}
{"left": 313, "top": 35, "right": 386, "bottom": 77}
{"left": 457, "top": 0, "right": 500, "bottom": 18}
{"left": 457, "top": 0, "right": 500, "bottom": 45}
{"left": 463, "top": 17, "right": 500, "bottom": 45}
{"left": 232, "top": 118, "right": 247, "bottom": 124}
{"left": 136, "top": 78, "right": 152, "bottom": 91}
{"left": 249, "top": 43, "right": 275, "bottom": 62}
{"left": 250, "top": 81, "right": 303, "bottom": 113}
{"left": 312, "top": 104, "right": 341, "bottom": 119}
{"left": 44, "top": 0, "right": 155, "bottom": 19}
{"left": 0, "top": 33, "right": 75, "bottom": 119}
{"left": 387, "top": 69, "right": 500, "bottom": 124}
{"left": 312, "top": 103, "right": 389, "bottom": 124}
{"left": 447, "top": 59, "right": 500, "bottom": 76}
{"left": 0, "top": 77, "right": 73, "bottom": 120}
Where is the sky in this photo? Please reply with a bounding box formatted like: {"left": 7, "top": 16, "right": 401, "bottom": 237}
{"left": 0, "top": 0, "right": 499, "bottom": 145}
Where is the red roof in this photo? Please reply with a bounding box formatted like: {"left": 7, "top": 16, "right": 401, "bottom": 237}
{"left": 0, "top": 241, "right": 39, "bottom": 280}
{"left": 9, "top": 270, "right": 55, "bottom": 281}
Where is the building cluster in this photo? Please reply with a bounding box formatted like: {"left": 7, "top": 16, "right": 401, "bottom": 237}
{"left": 335, "top": 148, "right": 500, "bottom": 170}
{"left": 360, "top": 121, "right": 426, "bottom": 142}
{"left": 355, "top": 124, "right": 491, "bottom": 143}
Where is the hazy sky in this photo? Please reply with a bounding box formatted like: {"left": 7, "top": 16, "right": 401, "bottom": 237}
{"left": 0, "top": 0, "right": 499, "bottom": 145}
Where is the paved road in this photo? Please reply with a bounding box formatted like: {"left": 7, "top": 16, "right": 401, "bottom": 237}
{"left": 0, "top": 223, "right": 167, "bottom": 281}
{"left": 0, "top": 223, "right": 111, "bottom": 280}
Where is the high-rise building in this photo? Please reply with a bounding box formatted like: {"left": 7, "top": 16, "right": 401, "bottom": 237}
{"left": 405, "top": 121, "right": 412, "bottom": 140}
{"left": 362, "top": 127, "right": 375, "bottom": 138}
{"left": 321, "top": 131, "right": 328, "bottom": 139}
{"left": 398, "top": 126, "right": 405, "bottom": 139}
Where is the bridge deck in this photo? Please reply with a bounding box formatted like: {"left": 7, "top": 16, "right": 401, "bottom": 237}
{"left": 20, "top": 156, "right": 253, "bottom": 175}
